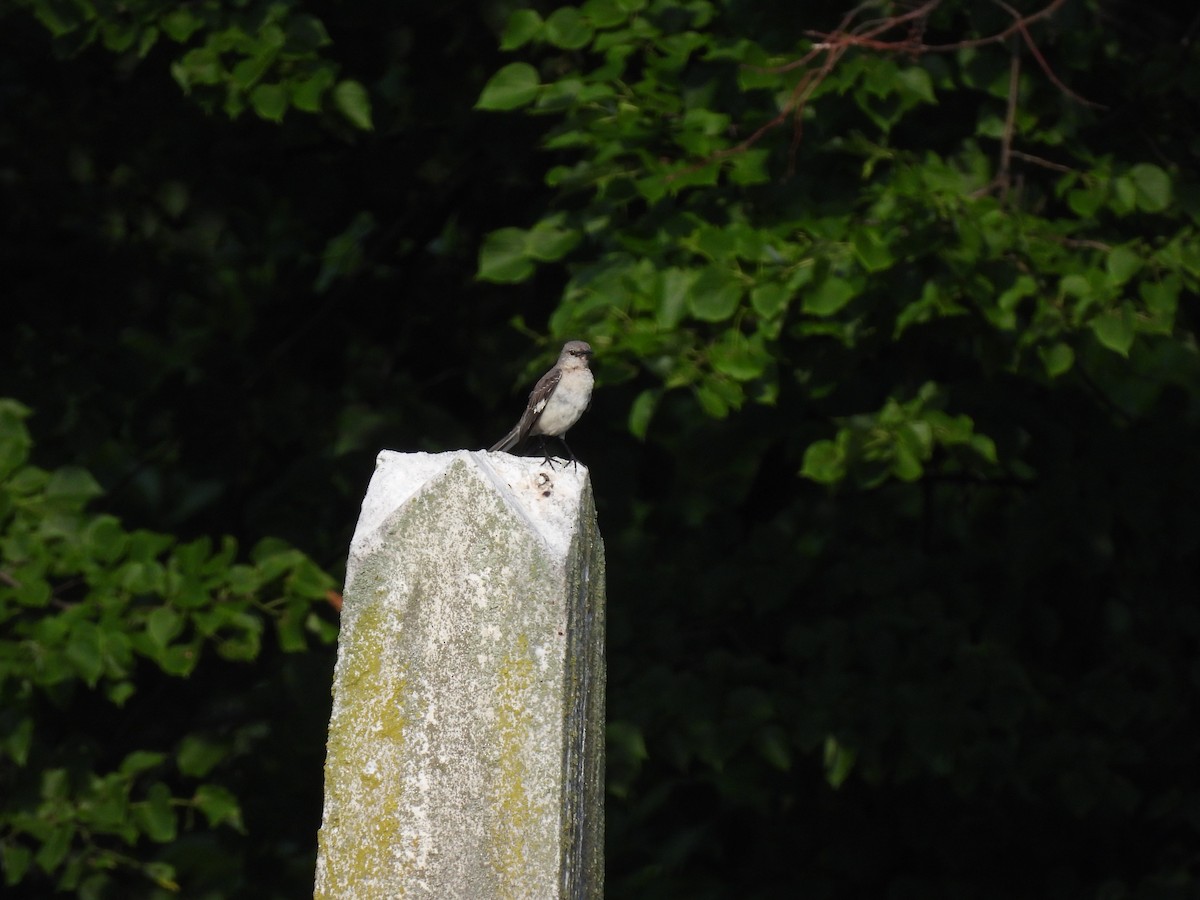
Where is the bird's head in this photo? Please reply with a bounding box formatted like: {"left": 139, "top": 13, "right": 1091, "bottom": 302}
{"left": 561, "top": 340, "right": 593, "bottom": 363}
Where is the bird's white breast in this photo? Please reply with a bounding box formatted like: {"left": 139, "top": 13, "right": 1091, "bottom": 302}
{"left": 531, "top": 369, "right": 593, "bottom": 436}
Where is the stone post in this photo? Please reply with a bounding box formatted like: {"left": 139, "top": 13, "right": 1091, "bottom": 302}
{"left": 314, "top": 451, "right": 605, "bottom": 898}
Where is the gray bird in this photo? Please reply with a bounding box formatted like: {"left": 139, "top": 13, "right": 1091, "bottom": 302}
{"left": 489, "top": 340, "right": 594, "bottom": 468}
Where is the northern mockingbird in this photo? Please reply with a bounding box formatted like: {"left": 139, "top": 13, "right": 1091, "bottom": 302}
{"left": 489, "top": 340, "right": 594, "bottom": 468}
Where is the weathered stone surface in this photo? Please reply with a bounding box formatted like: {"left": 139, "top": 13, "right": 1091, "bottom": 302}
{"left": 315, "top": 451, "right": 605, "bottom": 899}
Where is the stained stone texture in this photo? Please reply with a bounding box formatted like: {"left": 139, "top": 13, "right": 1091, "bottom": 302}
{"left": 315, "top": 451, "right": 605, "bottom": 899}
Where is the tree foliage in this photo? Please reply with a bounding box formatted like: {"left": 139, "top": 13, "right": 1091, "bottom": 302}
{"left": 0, "top": 401, "right": 336, "bottom": 895}
{"left": 4, "top": 0, "right": 1200, "bottom": 896}
{"left": 476, "top": 0, "right": 1198, "bottom": 474}
{"left": 11, "top": 0, "right": 373, "bottom": 127}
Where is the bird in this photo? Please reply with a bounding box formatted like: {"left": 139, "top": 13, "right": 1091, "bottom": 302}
{"left": 489, "top": 340, "right": 594, "bottom": 468}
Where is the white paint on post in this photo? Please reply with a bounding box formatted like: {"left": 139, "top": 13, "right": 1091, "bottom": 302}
{"left": 315, "top": 450, "right": 605, "bottom": 899}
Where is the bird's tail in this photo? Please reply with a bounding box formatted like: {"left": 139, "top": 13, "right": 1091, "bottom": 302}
{"left": 488, "top": 426, "right": 522, "bottom": 453}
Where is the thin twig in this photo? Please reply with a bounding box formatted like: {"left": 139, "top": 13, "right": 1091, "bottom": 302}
{"left": 998, "top": 47, "right": 1021, "bottom": 194}
{"left": 924, "top": 0, "right": 1068, "bottom": 51}
{"left": 1048, "top": 235, "right": 1115, "bottom": 252}
{"left": 992, "top": 0, "right": 1103, "bottom": 108}
{"left": 1009, "top": 150, "right": 1079, "bottom": 174}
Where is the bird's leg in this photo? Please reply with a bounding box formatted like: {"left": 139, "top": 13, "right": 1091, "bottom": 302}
{"left": 538, "top": 436, "right": 560, "bottom": 469}
{"left": 558, "top": 436, "right": 579, "bottom": 471}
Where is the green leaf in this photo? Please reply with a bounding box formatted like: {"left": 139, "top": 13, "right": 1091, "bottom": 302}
{"left": 1110, "top": 175, "right": 1137, "bottom": 215}
{"left": 134, "top": 783, "right": 177, "bottom": 843}
{"left": 896, "top": 66, "right": 935, "bottom": 102}
{"left": 1140, "top": 279, "right": 1179, "bottom": 330}
{"left": 251, "top": 541, "right": 301, "bottom": 576}
{"left": 120, "top": 559, "right": 166, "bottom": 594}
{"left": 249, "top": 83, "right": 288, "bottom": 122}
{"left": 710, "top": 333, "right": 767, "bottom": 382}
{"left": 101, "top": 20, "right": 138, "bottom": 52}
{"left": 147, "top": 607, "right": 183, "bottom": 649}
{"left": 823, "top": 736, "right": 856, "bottom": 788}
{"left": 42, "top": 767, "right": 70, "bottom": 801}
{"left": 1106, "top": 245, "right": 1142, "bottom": 285}
{"left": 120, "top": 750, "right": 167, "bottom": 775}
{"left": 537, "top": 77, "right": 584, "bottom": 110}
{"left": 12, "top": 576, "right": 51, "bottom": 608}
{"left": 194, "top": 784, "right": 245, "bottom": 832}
{"left": 656, "top": 267, "right": 697, "bottom": 328}
{"left": 2, "top": 843, "right": 33, "bottom": 886}
{"left": 107, "top": 681, "right": 137, "bottom": 706}
{"left": 34, "top": 822, "right": 71, "bottom": 873}
{"left": 583, "top": 0, "right": 630, "bottom": 29}
{"left": 970, "top": 433, "right": 998, "bottom": 464}
{"left": 477, "top": 63, "right": 540, "bottom": 111}
{"left": 544, "top": 7, "right": 594, "bottom": 49}
{"left": 7, "top": 464, "right": 48, "bottom": 497}
{"left": 689, "top": 267, "right": 742, "bottom": 322}
{"left": 159, "top": 643, "right": 200, "bottom": 677}
{"left": 232, "top": 51, "right": 277, "bottom": 91}
{"left": 177, "top": 736, "right": 227, "bottom": 778}
{"left": 1060, "top": 273, "right": 1093, "bottom": 301}
{"left": 291, "top": 66, "right": 336, "bottom": 113}
{"left": 143, "top": 862, "right": 180, "bottom": 892}
{"left": 286, "top": 14, "right": 332, "bottom": 51}
{"left": 138, "top": 25, "right": 159, "bottom": 57}
{"left": 890, "top": 441, "right": 924, "bottom": 481}
{"left": 276, "top": 608, "right": 307, "bottom": 652}
{"left": 690, "top": 224, "right": 736, "bottom": 260}
{"left": 225, "top": 563, "right": 262, "bottom": 594}
{"left": 694, "top": 382, "right": 731, "bottom": 418}
{"left": 803, "top": 276, "right": 856, "bottom": 316}
{"left": 1091, "top": 306, "right": 1135, "bottom": 356}
{"left": 897, "top": 420, "right": 933, "bottom": 458}
{"left": 3, "top": 717, "right": 34, "bottom": 766}
{"left": 478, "top": 227, "right": 535, "bottom": 283}
{"left": 750, "top": 281, "right": 791, "bottom": 319}
{"left": 1067, "top": 181, "right": 1107, "bottom": 217}
{"left": 171, "top": 47, "right": 223, "bottom": 91}
{"left": 67, "top": 622, "right": 105, "bottom": 685}
{"left": 286, "top": 557, "right": 335, "bottom": 599}
{"left": 333, "top": 80, "right": 373, "bottom": 130}
{"left": 677, "top": 109, "right": 730, "bottom": 155}
{"left": 727, "top": 148, "right": 770, "bottom": 186}
{"left": 501, "top": 9, "right": 543, "bottom": 50}
{"left": 315, "top": 211, "right": 376, "bottom": 293}
{"left": 628, "top": 389, "right": 659, "bottom": 440}
{"left": 46, "top": 466, "right": 103, "bottom": 505}
{"left": 801, "top": 439, "right": 846, "bottom": 484}
{"left": 128, "top": 532, "right": 174, "bottom": 561}
{"left": 1039, "top": 342, "right": 1075, "bottom": 378}
{"left": 526, "top": 221, "right": 580, "bottom": 262}
{"left": 34, "top": 0, "right": 88, "bottom": 37}
{"left": 853, "top": 229, "right": 893, "bottom": 272}
{"left": 0, "top": 401, "right": 33, "bottom": 478}
{"left": 607, "top": 720, "right": 648, "bottom": 768}
{"left": 1129, "top": 163, "right": 1171, "bottom": 213}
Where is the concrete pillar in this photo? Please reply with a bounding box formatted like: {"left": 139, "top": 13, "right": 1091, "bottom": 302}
{"left": 315, "top": 451, "right": 605, "bottom": 898}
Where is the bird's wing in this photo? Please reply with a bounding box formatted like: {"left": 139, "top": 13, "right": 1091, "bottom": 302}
{"left": 515, "top": 365, "right": 562, "bottom": 444}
